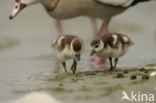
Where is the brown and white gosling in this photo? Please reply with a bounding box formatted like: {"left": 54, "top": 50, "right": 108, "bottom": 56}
{"left": 90, "top": 33, "right": 133, "bottom": 70}
{"left": 52, "top": 35, "right": 84, "bottom": 74}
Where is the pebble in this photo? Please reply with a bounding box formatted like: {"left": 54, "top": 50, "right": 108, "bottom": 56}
{"left": 144, "top": 71, "right": 149, "bottom": 73}
{"left": 139, "top": 68, "right": 145, "bottom": 72}
{"left": 130, "top": 75, "right": 137, "bottom": 80}
{"left": 59, "top": 83, "right": 64, "bottom": 86}
{"left": 116, "top": 73, "right": 124, "bottom": 78}
{"left": 123, "top": 70, "right": 129, "bottom": 74}
{"left": 142, "top": 75, "right": 149, "bottom": 80}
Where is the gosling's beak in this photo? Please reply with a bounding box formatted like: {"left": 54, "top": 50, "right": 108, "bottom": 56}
{"left": 90, "top": 50, "right": 96, "bottom": 56}
{"left": 10, "top": 1, "right": 26, "bottom": 20}
{"left": 75, "top": 54, "right": 80, "bottom": 61}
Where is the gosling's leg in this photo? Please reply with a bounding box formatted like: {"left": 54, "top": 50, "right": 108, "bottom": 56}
{"left": 71, "top": 59, "right": 77, "bottom": 74}
{"left": 113, "top": 58, "right": 118, "bottom": 70}
{"left": 62, "top": 62, "right": 70, "bottom": 75}
{"left": 109, "top": 57, "right": 113, "bottom": 71}
{"left": 90, "top": 18, "right": 98, "bottom": 38}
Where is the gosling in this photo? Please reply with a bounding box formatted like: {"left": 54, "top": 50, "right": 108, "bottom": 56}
{"left": 52, "top": 35, "right": 84, "bottom": 74}
{"left": 90, "top": 33, "right": 133, "bottom": 70}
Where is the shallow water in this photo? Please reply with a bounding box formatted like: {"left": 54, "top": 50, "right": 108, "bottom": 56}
{"left": 0, "top": 0, "right": 156, "bottom": 103}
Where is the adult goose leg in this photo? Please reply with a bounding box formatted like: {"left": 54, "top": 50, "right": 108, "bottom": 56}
{"left": 90, "top": 22, "right": 108, "bottom": 67}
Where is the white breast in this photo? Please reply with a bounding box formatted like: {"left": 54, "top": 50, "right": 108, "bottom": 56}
{"left": 55, "top": 45, "right": 74, "bottom": 62}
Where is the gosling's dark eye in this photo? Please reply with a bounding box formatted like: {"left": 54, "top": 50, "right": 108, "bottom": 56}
{"left": 95, "top": 45, "right": 98, "bottom": 48}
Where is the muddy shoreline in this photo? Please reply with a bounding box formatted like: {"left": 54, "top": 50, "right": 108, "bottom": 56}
{"left": 12, "top": 64, "right": 156, "bottom": 103}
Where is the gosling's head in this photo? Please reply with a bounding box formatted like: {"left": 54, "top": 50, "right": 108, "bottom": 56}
{"left": 71, "top": 39, "right": 83, "bottom": 61}
{"left": 90, "top": 39, "right": 104, "bottom": 56}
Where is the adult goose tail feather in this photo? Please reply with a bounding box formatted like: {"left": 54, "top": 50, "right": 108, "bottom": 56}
{"left": 95, "top": 0, "right": 154, "bottom": 7}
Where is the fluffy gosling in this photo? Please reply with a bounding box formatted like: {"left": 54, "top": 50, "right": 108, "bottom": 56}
{"left": 52, "top": 35, "right": 84, "bottom": 74}
{"left": 90, "top": 33, "right": 133, "bottom": 70}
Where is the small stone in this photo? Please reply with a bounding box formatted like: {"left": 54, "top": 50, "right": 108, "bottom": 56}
{"left": 59, "top": 83, "right": 64, "bottom": 86}
{"left": 139, "top": 68, "right": 145, "bottom": 72}
{"left": 142, "top": 75, "right": 149, "bottom": 80}
{"left": 130, "top": 75, "right": 137, "bottom": 80}
{"left": 144, "top": 71, "right": 148, "bottom": 73}
{"left": 123, "top": 70, "right": 128, "bottom": 74}
{"left": 116, "top": 73, "right": 124, "bottom": 78}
